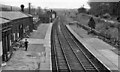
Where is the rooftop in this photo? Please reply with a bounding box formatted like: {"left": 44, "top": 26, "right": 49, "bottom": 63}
{"left": 0, "top": 11, "right": 30, "bottom": 20}
{"left": 0, "top": 17, "right": 10, "bottom": 24}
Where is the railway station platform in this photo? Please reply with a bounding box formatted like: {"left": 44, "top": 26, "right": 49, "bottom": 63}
{"left": 66, "top": 25, "right": 119, "bottom": 71}
{"left": 2, "top": 23, "right": 53, "bottom": 71}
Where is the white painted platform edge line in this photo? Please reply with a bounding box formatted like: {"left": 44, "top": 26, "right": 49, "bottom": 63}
{"left": 68, "top": 25, "right": 119, "bottom": 70}
{"left": 44, "top": 23, "right": 53, "bottom": 70}
{"left": 66, "top": 25, "right": 113, "bottom": 71}
{"left": 66, "top": 25, "right": 114, "bottom": 70}
{"left": 50, "top": 49, "right": 52, "bottom": 70}
{"left": 44, "top": 23, "right": 53, "bottom": 46}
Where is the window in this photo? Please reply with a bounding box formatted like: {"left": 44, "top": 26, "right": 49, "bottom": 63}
{"left": 17, "top": 33, "right": 19, "bottom": 38}
{"left": 13, "top": 33, "right": 15, "bottom": 41}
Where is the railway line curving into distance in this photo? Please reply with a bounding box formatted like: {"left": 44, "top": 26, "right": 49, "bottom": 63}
{"left": 51, "top": 17, "right": 110, "bottom": 72}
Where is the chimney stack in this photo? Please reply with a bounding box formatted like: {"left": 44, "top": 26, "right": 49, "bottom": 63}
{"left": 11, "top": 6, "right": 12, "bottom": 11}
{"left": 29, "top": 3, "right": 31, "bottom": 14}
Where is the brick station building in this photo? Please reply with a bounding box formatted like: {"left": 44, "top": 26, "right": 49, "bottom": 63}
{"left": 0, "top": 18, "right": 10, "bottom": 67}
{"left": 0, "top": 11, "right": 33, "bottom": 66}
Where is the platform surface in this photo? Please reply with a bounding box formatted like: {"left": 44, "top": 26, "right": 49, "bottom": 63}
{"left": 2, "top": 23, "right": 52, "bottom": 71}
{"left": 66, "top": 25, "right": 119, "bottom": 71}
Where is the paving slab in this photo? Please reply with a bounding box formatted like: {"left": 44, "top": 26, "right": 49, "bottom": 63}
{"left": 2, "top": 51, "right": 41, "bottom": 70}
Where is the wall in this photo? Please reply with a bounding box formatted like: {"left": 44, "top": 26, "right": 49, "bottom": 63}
{"left": 11, "top": 17, "right": 33, "bottom": 42}
{"left": 0, "top": 24, "right": 2, "bottom": 66}
{"left": 0, "top": 41, "right": 2, "bottom": 67}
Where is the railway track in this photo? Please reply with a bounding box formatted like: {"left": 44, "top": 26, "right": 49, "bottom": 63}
{"left": 51, "top": 22, "right": 70, "bottom": 72}
{"left": 51, "top": 18, "right": 110, "bottom": 72}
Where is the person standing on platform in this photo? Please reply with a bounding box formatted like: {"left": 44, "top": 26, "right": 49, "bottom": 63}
{"left": 24, "top": 39, "right": 29, "bottom": 51}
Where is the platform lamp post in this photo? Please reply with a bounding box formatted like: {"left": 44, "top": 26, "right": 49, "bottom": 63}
{"left": 20, "top": 4, "right": 24, "bottom": 39}
{"left": 20, "top": 4, "right": 24, "bottom": 12}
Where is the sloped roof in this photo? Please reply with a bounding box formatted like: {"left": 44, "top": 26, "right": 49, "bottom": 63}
{"left": 25, "top": 13, "right": 33, "bottom": 17}
{"left": 0, "top": 11, "right": 29, "bottom": 20}
{"left": 0, "top": 17, "right": 10, "bottom": 24}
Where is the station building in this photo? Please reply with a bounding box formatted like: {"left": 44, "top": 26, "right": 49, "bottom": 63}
{"left": 0, "top": 18, "right": 10, "bottom": 67}
{"left": 0, "top": 11, "right": 33, "bottom": 66}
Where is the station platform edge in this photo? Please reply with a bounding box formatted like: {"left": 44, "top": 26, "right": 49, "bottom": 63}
{"left": 66, "top": 25, "right": 119, "bottom": 71}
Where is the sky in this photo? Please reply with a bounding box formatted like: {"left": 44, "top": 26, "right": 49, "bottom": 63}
{"left": 0, "top": 0, "right": 90, "bottom": 9}
{"left": 1, "top": 0, "right": 120, "bottom": 9}
{"left": 89, "top": 0, "right": 120, "bottom": 2}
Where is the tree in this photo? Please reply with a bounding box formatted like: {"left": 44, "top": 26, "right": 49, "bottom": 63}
{"left": 109, "top": 2, "right": 120, "bottom": 17}
{"left": 88, "top": 2, "right": 120, "bottom": 17}
{"left": 88, "top": 2, "right": 110, "bottom": 16}
{"left": 88, "top": 17, "right": 96, "bottom": 29}
{"left": 37, "top": 7, "right": 43, "bottom": 15}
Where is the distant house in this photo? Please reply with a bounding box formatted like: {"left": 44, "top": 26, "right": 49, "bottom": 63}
{"left": 78, "top": 7, "right": 87, "bottom": 13}
{"left": 0, "top": 11, "right": 33, "bottom": 64}
{"left": 0, "top": 4, "right": 20, "bottom": 11}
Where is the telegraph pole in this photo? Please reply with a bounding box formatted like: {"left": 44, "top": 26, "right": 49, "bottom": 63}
{"left": 11, "top": 6, "right": 12, "bottom": 11}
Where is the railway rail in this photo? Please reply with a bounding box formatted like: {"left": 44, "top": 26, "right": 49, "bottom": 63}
{"left": 51, "top": 17, "right": 110, "bottom": 72}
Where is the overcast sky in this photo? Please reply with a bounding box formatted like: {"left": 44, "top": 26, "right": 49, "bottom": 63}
{"left": 0, "top": 0, "right": 120, "bottom": 9}
{"left": 0, "top": 0, "right": 90, "bottom": 9}
{"left": 89, "top": 0, "right": 120, "bottom": 2}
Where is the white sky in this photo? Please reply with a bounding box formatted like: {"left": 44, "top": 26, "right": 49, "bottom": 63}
{"left": 0, "top": 0, "right": 90, "bottom": 9}
{"left": 89, "top": 0, "right": 120, "bottom": 2}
